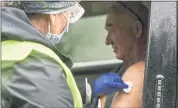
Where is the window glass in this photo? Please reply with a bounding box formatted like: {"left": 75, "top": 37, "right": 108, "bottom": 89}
{"left": 57, "top": 15, "right": 116, "bottom": 62}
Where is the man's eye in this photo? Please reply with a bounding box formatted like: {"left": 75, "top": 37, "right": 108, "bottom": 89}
{"left": 109, "top": 27, "right": 115, "bottom": 31}
{"left": 108, "top": 29, "right": 114, "bottom": 33}
{"left": 107, "top": 30, "right": 113, "bottom": 37}
{"left": 105, "top": 26, "right": 115, "bottom": 33}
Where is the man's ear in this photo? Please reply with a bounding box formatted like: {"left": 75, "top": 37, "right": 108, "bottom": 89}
{"left": 49, "top": 14, "right": 56, "bottom": 25}
{"left": 132, "top": 21, "right": 143, "bottom": 39}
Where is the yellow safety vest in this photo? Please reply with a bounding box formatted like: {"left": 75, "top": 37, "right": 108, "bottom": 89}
{"left": 2, "top": 40, "right": 82, "bottom": 108}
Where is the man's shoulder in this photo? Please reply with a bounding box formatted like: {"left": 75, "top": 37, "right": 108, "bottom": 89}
{"left": 111, "top": 61, "right": 145, "bottom": 107}
{"left": 126, "top": 61, "right": 145, "bottom": 75}
{"left": 122, "top": 61, "right": 145, "bottom": 83}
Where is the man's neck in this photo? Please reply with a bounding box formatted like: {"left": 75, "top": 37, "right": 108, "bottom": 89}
{"left": 123, "top": 45, "right": 146, "bottom": 68}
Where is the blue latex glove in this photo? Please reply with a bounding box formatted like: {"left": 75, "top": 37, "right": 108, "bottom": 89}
{"left": 93, "top": 72, "right": 128, "bottom": 96}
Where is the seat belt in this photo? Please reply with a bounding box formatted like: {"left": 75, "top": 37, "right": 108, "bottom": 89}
{"left": 104, "top": 63, "right": 125, "bottom": 108}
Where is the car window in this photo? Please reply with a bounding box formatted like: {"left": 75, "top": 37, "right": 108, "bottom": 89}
{"left": 57, "top": 15, "right": 116, "bottom": 63}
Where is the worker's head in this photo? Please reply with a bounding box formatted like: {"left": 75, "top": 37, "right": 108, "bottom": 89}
{"left": 105, "top": 2, "right": 148, "bottom": 62}
{"left": 5, "top": 1, "right": 84, "bottom": 44}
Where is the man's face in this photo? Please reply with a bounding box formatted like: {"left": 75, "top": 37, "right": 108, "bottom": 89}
{"left": 105, "top": 12, "right": 135, "bottom": 60}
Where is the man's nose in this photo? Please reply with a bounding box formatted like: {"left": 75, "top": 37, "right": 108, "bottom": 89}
{"left": 105, "top": 35, "right": 112, "bottom": 45}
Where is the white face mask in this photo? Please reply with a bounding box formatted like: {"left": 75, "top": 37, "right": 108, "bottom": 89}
{"left": 46, "top": 13, "right": 70, "bottom": 45}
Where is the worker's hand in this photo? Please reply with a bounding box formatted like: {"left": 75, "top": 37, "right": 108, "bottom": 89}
{"left": 93, "top": 72, "right": 128, "bottom": 96}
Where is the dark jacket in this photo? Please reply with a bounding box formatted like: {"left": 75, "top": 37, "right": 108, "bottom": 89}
{"left": 1, "top": 7, "right": 77, "bottom": 108}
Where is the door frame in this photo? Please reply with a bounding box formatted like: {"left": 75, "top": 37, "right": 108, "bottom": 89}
{"left": 142, "top": 2, "right": 177, "bottom": 108}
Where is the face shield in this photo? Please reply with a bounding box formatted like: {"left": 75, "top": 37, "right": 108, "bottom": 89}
{"left": 18, "top": 1, "right": 85, "bottom": 44}
{"left": 65, "top": 2, "right": 85, "bottom": 23}
{"left": 20, "top": 1, "right": 85, "bottom": 23}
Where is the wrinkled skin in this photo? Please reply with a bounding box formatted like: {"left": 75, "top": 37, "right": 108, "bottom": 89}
{"left": 105, "top": 9, "right": 146, "bottom": 67}
{"left": 105, "top": 12, "right": 136, "bottom": 61}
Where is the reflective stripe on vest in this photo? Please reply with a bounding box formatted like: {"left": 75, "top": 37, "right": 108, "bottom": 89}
{"left": 2, "top": 40, "right": 82, "bottom": 108}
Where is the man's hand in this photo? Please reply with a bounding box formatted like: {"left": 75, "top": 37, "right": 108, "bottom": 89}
{"left": 93, "top": 72, "right": 128, "bottom": 96}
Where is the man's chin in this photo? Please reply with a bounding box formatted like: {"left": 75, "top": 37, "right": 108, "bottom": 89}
{"left": 115, "top": 54, "right": 122, "bottom": 60}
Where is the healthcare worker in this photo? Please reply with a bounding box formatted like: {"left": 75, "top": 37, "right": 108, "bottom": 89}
{"left": 1, "top": 1, "right": 128, "bottom": 108}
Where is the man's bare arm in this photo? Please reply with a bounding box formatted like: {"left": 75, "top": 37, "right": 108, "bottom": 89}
{"left": 111, "top": 61, "right": 145, "bottom": 108}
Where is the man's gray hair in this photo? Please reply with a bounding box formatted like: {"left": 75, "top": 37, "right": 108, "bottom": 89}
{"left": 110, "top": 1, "right": 149, "bottom": 30}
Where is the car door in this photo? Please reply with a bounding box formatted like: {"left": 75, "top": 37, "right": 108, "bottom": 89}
{"left": 142, "top": 2, "right": 177, "bottom": 108}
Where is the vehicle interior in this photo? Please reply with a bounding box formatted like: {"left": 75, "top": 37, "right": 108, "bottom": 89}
{"left": 56, "top": 1, "right": 177, "bottom": 108}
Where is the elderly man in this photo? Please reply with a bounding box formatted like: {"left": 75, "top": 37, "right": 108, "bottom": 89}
{"left": 101, "top": 1, "right": 149, "bottom": 108}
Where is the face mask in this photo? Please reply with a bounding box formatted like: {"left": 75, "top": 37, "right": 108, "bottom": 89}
{"left": 46, "top": 13, "right": 70, "bottom": 45}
